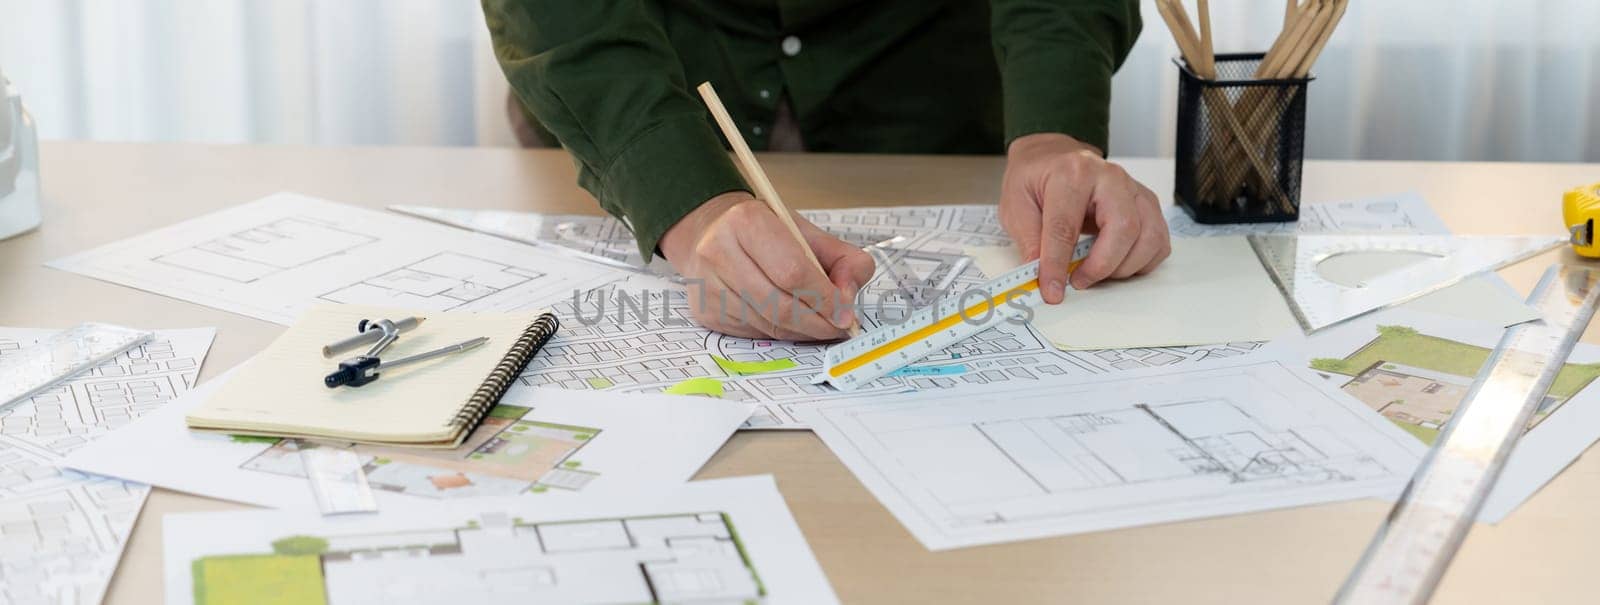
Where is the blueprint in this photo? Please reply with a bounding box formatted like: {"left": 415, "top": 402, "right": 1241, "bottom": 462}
{"left": 0, "top": 327, "right": 214, "bottom": 605}
{"left": 793, "top": 352, "right": 1423, "bottom": 550}
{"left": 531, "top": 272, "right": 1265, "bottom": 430}
{"left": 1277, "top": 308, "right": 1600, "bottom": 522}
{"left": 161, "top": 475, "right": 836, "bottom": 605}
{"left": 398, "top": 196, "right": 1460, "bottom": 428}
{"left": 511, "top": 202, "right": 1272, "bottom": 429}
{"left": 49, "top": 193, "right": 630, "bottom": 325}
{"left": 44, "top": 193, "right": 1460, "bottom": 434}
{"left": 64, "top": 380, "right": 751, "bottom": 512}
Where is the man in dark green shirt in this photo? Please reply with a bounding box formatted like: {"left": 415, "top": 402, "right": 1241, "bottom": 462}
{"left": 485, "top": 0, "right": 1170, "bottom": 341}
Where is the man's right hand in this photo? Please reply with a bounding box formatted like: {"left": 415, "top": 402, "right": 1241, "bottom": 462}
{"left": 659, "top": 192, "right": 875, "bottom": 341}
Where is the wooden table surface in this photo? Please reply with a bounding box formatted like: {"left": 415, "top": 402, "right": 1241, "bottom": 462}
{"left": 4, "top": 142, "right": 1599, "bottom": 604}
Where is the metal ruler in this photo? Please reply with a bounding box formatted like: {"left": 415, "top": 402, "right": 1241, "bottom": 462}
{"left": 822, "top": 239, "right": 1090, "bottom": 391}
{"left": 1249, "top": 233, "right": 1564, "bottom": 332}
{"left": 0, "top": 322, "right": 153, "bottom": 410}
{"left": 1336, "top": 263, "right": 1600, "bottom": 604}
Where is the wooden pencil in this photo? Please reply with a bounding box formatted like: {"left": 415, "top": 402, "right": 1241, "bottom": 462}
{"left": 696, "top": 81, "right": 859, "bottom": 337}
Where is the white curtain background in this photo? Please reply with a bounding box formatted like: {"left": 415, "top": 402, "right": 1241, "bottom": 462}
{"left": 1, "top": 0, "right": 1597, "bottom": 161}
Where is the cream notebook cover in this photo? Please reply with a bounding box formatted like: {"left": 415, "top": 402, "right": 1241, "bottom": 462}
{"left": 186, "top": 304, "right": 552, "bottom": 448}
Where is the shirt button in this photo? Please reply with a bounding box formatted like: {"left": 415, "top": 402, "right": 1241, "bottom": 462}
{"left": 752, "top": 125, "right": 765, "bottom": 135}
{"left": 781, "top": 36, "right": 801, "bottom": 57}
{"left": 759, "top": 89, "right": 771, "bottom": 100}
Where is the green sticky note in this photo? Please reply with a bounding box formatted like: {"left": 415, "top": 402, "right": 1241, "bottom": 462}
{"left": 663, "top": 377, "right": 725, "bottom": 398}
{"left": 712, "top": 356, "right": 797, "bottom": 376}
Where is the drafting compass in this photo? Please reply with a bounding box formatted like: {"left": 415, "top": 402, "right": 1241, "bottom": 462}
{"left": 322, "top": 317, "right": 486, "bottom": 388}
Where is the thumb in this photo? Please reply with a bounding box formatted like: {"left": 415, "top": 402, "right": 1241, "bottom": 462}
{"left": 808, "top": 232, "right": 875, "bottom": 294}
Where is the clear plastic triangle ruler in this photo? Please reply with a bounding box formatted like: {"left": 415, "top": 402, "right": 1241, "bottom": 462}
{"left": 388, "top": 205, "right": 667, "bottom": 275}
{"left": 864, "top": 236, "right": 973, "bottom": 311}
{"left": 0, "top": 322, "right": 153, "bottom": 411}
{"left": 1336, "top": 263, "right": 1600, "bottom": 604}
{"left": 1248, "top": 233, "right": 1564, "bottom": 332}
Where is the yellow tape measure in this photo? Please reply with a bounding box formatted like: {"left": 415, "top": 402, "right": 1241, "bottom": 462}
{"left": 1564, "top": 181, "right": 1600, "bottom": 258}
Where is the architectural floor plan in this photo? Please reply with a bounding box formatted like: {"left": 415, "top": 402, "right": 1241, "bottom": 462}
{"left": 64, "top": 385, "right": 751, "bottom": 513}
{"left": 238, "top": 403, "right": 604, "bottom": 498}
{"left": 49, "top": 193, "right": 628, "bottom": 324}
{"left": 1290, "top": 308, "right": 1600, "bottom": 522}
{"left": 794, "top": 354, "right": 1422, "bottom": 550}
{"left": 162, "top": 476, "right": 838, "bottom": 605}
{"left": 0, "top": 327, "right": 214, "bottom": 605}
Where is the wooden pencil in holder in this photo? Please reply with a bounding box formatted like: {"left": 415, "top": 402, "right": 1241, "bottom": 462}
{"left": 1174, "top": 53, "right": 1311, "bottom": 224}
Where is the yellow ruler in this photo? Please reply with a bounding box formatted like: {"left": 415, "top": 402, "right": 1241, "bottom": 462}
{"left": 821, "top": 239, "right": 1090, "bottom": 391}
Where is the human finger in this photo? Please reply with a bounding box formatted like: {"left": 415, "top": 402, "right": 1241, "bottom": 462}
{"left": 684, "top": 230, "right": 816, "bottom": 341}
{"left": 998, "top": 186, "right": 1046, "bottom": 264}
{"left": 1036, "top": 168, "right": 1091, "bottom": 303}
{"left": 1112, "top": 188, "right": 1170, "bottom": 279}
{"left": 1070, "top": 166, "right": 1141, "bottom": 289}
{"left": 796, "top": 219, "right": 874, "bottom": 328}
{"left": 736, "top": 212, "right": 853, "bottom": 335}
{"left": 717, "top": 228, "right": 849, "bottom": 341}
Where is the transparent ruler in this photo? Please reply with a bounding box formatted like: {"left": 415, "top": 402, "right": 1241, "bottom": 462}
{"left": 1336, "top": 263, "right": 1600, "bottom": 604}
{"left": 823, "top": 239, "right": 1090, "bottom": 391}
{"left": 0, "top": 322, "right": 153, "bottom": 410}
{"left": 1249, "top": 233, "right": 1563, "bottom": 332}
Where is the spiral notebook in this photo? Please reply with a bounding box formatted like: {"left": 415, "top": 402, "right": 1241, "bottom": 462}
{"left": 185, "top": 304, "right": 558, "bottom": 448}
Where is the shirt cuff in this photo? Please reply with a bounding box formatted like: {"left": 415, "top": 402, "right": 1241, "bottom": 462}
{"left": 597, "top": 115, "right": 749, "bottom": 262}
{"left": 1001, "top": 47, "right": 1114, "bottom": 155}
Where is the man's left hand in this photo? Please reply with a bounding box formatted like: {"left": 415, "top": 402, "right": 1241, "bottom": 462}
{"left": 998, "top": 133, "right": 1170, "bottom": 305}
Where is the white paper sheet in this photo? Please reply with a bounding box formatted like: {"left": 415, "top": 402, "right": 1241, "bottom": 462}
{"left": 161, "top": 475, "right": 836, "bottom": 605}
{"left": 48, "top": 192, "right": 629, "bottom": 325}
{"left": 1268, "top": 308, "right": 1600, "bottom": 522}
{"left": 64, "top": 374, "right": 751, "bottom": 511}
{"left": 794, "top": 352, "right": 1423, "bottom": 550}
{"left": 0, "top": 327, "right": 215, "bottom": 605}
{"left": 970, "top": 239, "right": 1539, "bottom": 350}
{"left": 969, "top": 237, "right": 1299, "bottom": 349}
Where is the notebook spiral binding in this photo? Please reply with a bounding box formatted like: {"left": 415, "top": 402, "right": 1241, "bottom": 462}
{"left": 447, "top": 312, "right": 560, "bottom": 430}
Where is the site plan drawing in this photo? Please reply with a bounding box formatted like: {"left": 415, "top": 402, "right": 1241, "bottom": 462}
{"left": 48, "top": 193, "right": 629, "bottom": 325}
{"left": 47, "top": 192, "right": 1507, "bottom": 433}
{"left": 1278, "top": 308, "right": 1600, "bottom": 522}
{"left": 237, "top": 404, "right": 606, "bottom": 498}
{"left": 404, "top": 194, "right": 1447, "bottom": 269}
{"left": 162, "top": 476, "right": 836, "bottom": 605}
{"left": 0, "top": 327, "right": 214, "bottom": 605}
{"left": 793, "top": 353, "right": 1423, "bottom": 550}
{"left": 518, "top": 234, "right": 1266, "bottom": 430}
{"left": 64, "top": 381, "right": 751, "bottom": 512}
{"left": 391, "top": 194, "right": 1527, "bottom": 429}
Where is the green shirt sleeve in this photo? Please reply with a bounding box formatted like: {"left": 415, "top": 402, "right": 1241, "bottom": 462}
{"left": 991, "top": 0, "right": 1142, "bottom": 154}
{"left": 483, "top": 0, "right": 748, "bottom": 260}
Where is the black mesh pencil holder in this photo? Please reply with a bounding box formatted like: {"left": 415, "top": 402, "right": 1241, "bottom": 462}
{"left": 1173, "top": 53, "right": 1311, "bottom": 224}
